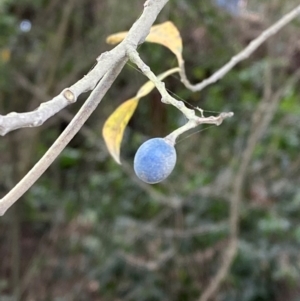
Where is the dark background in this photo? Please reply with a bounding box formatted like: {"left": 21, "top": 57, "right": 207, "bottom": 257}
{"left": 1, "top": 0, "right": 300, "bottom": 300}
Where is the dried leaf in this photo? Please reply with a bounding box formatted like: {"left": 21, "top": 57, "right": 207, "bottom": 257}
{"left": 102, "top": 68, "right": 180, "bottom": 164}
{"left": 106, "top": 21, "right": 183, "bottom": 64}
{"left": 145, "top": 21, "right": 183, "bottom": 64}
{"left": 102, "top": 98, "right": 139, "bottom": 164}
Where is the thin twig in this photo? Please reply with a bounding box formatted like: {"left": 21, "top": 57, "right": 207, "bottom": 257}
{"left": 179, "top": 4, "right": 300, "bottom": 92}
{"left": 126, "top": 47, "right": 234, "bottom": 143}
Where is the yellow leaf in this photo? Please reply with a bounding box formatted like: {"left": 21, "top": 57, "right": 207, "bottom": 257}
{"left": 136, "top": 67, "right": 180, "bottom": 98}
{"left": 145, "top": 22, "right": 183, "bottom": 64}
{"left": 103, "top": 67, "right": 180, "bottom": 164}
{"left": 106, "top": 21, "right": 183, "bottom": 64}
{"left": 102, "top": 98, "right": 139, "bottom": 164}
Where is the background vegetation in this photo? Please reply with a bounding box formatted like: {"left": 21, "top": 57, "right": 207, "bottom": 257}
{"left": 1, "top": 0, "right": 300, "bottom": 300}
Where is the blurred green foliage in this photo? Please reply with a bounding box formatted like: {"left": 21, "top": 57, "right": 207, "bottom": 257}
{"left": 1, "top": 0, "right": 300, "bottom": 301}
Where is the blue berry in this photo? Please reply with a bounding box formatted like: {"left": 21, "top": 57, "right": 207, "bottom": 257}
{"left": 134, "top": 138, "right": 177, "bottom": 184}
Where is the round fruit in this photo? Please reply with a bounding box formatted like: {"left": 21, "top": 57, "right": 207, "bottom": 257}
{"left": 134, "top": 138, "right": 177, "bottom": 184}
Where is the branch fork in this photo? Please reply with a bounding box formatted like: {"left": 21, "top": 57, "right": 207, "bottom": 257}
{"left": 127, "top": 47, "right": 234, "bottom": 144}
{"left": 0, "top": 0, "right": 169, "bottom": 216}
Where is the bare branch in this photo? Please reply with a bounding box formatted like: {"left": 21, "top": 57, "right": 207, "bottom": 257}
{"left": 0, "top": 52, "right": 120, "bottom": 136}
{"left": 0, "top": 0, "right": 169, "bottom": 136}
{"left": 165, "top": 112, "right": 233, "bottom": 145}
{"left": 0, "top": 62, "right": 125, "bottom": 216}
{"left": 0, "top": 0, "right": 170, "bottom": 215}
{"left": 126, "top": 47, "right": 234, "bottom": 143}
{"left": 180, "top": 4, "right": 300, "bottom": 92}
